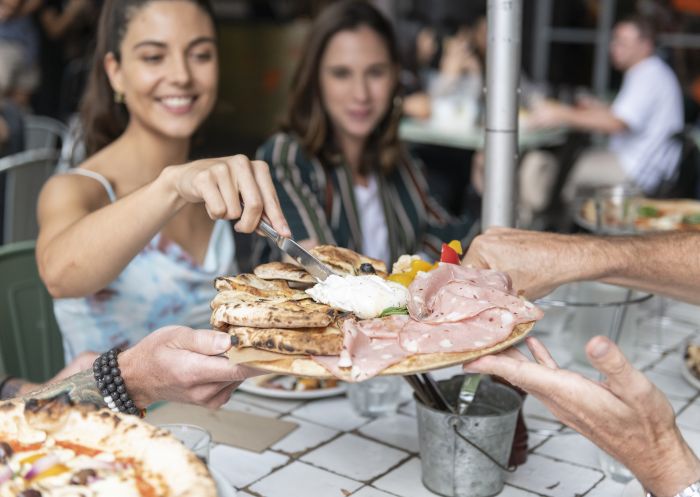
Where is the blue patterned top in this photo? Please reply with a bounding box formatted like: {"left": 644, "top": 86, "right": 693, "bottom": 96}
{"left": 53, "top": 169, "right": 236, "bottom": 361}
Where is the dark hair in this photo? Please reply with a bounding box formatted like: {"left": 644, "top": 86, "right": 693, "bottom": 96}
{"left": 80, "top": 0, "right": 216, "bottom": 157}
{"left": 282, "top": 0, "right": 402, "bottom": 176}
{"left": 618, "top": 15, "right": 657, "bottom": 45}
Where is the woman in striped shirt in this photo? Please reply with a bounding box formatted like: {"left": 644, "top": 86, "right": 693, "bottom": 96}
{"left": 256, "top": 1, "right": 478, "bottom": 267}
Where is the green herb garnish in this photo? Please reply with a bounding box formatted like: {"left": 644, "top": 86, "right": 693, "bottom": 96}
{"left": 637, "top": 205, "right": 661, "bottom": 218}
{"left": 379, "top": 306, "right": 409, "bottom": 317}
{"left": 682, "top": 213, "right": 700, "bottom": 225}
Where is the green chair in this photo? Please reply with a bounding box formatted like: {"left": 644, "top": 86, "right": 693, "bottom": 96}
{"left": 0, "top": 240, "right": 65, "bottom": 382}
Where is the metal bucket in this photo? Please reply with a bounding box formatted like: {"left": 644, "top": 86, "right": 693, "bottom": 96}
{"left": 416, "top": 376, "right": 522, "bottom": 497}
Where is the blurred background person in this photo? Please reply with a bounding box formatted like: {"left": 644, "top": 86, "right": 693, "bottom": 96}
{"left": 528, "top": 15, "right": 684, "bottom": 201}
{"left": 255, "top": 0, "right": 478, "bottom": 268}
{"left": 0, "top": 0, "right": 40, "bottom": 108}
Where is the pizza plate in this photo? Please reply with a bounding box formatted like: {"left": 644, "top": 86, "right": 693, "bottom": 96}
{"left": 238, "top": 375, "right": 347, "bottom": 400}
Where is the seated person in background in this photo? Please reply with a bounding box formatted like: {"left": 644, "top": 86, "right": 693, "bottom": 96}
{"left": 36, "top": 0, "right": 290, "bottom": 361}
{"left": 0, "top": 0, "right": 40, "bottom": 107}
{"left": 463, "top": 227, "right": 700, "bottom": 497}
{"left": 256, "top": 0, "right": 477, "bottom": 267}
{"left": 528, "top": 15, "right": 684, "bottom": 200}
{"left": 1, "top": 325, "right": 257, "bottom": 411}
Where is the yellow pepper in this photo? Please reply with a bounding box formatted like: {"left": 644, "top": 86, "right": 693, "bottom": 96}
{"left": 387, "top": 272, "right": 416, "bottom": 287}
{"left": 33, "top": 464, "right": 70, "bottom": 481}
{"left": 20, "top": 453, "right": 46, "bottom": 465}
{"left": 448, "top": 240, "right": 463, "bottom": 255}
{"left": 410, "top": 259, "right": 434, "bottom": 273}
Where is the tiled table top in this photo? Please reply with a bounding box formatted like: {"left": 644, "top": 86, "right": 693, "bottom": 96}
{"left": 212, "top": 298, "right": 700, "bottom": 497}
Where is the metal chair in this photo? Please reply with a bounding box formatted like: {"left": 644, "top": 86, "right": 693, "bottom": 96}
{"left": 652, "top": 128, "right": 700, "bottom": 199}
{"left": 24, "top": 115, "right": 67, "bottom": 151}
{"left": 0, "top": 148, "right": 60, "bottom": 243}
{"left": 0, "top": 240, "right": 65, "bottom": 382}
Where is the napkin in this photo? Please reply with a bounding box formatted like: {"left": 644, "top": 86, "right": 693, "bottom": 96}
{"left": 145, "top": 402, "right": 297, "bottom": 453}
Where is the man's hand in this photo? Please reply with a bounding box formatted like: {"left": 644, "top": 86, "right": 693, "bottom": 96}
{"left": 119, "top": 326, "right": 261, "bottom": 409}
{"left": 464, "top": 337, "right": 700, "bottom": 497}
{"left": 463, "top": 227, "right": 602, "bottom": 299}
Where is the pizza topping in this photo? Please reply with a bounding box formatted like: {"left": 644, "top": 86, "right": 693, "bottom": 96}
{"left": 359, "top": 263, "right": 376, "bottom": 274}
{"left": 306, "top": 274, "right": 409, "bottom": 319}
{"left": 70, "top": 468, "right": 97, "bottom": 485}
{"left": 19, "top": 490, "right": 41, "bottom": 497}
{"left": 0, "top": 442, "right": 12, "bottom": 464}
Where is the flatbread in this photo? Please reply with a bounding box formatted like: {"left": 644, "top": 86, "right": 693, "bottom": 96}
{"left": 0, "top": 396, "right": 215, "bottom": 497}
{"left": 211, "top": 298, "right": 339, "bottom": 329}
{"left": 310, "top": 245, "right": 388, "bottom": 276}
{"left": 254, "top": 262, "right": 316, "bottom": 284}
{"left": 226, "top": 325, "right": 343, "bottom": 355}
{"left": 227, "top": 321, "right": 533, "bottom": 380}
{"left": 215, "top": 274, "right": 307, "bottom": 299}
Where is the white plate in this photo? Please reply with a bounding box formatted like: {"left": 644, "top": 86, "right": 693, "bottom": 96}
{"left": 681, "top": 360, "right": 700, "bottom": 390}
{"left": 621, "top": 479, "right": 644, "bottom": 497}
{"left": 238, "top": 376, "right": 347, "bottom": 400}
{"left": 680, "top": 343, "right": 700, "bottom": 390}
{"left": 210, "top": 466, "right": 236, "bottom": 497}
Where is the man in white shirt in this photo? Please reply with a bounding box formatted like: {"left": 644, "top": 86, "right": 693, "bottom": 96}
{"left": 529, "top": 16, "right": 684, "bottom": 198}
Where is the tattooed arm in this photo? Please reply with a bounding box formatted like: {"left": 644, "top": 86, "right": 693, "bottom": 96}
{"left": 20, "top": 370, "right": 105, "bottom": 406}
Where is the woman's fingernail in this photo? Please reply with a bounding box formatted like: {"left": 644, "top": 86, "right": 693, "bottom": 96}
{"left": 590, "top": 338, "right": 610, "bottom": 359}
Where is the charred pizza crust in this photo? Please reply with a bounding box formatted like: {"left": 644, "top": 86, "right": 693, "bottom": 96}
{"left": 0, "top": 396, "right": 215, "bottom": 497}
{"left": 225, "top": 325, "right": 344, "bottom": 355}
{"left": 253, "top": 262, "right": 316, "bottom": 284}
{"left": 309, "top": 245, "right": 387, "bottom": 276}
{"left": 211, "top": 298, "right": 339, "bottom": 329}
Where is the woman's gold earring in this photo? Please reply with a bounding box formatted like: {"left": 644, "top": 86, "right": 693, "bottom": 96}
{"left": 114, "top": 92, "right": 125, "bottom": 104}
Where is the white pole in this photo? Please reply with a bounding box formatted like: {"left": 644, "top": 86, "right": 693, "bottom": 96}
{"left": 483, "top": 0, "right": 522, "bottom": 229}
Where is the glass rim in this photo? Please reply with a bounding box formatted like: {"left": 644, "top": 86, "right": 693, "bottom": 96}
{"left": 157, "top": 423, "right": 212, "bottom": 445}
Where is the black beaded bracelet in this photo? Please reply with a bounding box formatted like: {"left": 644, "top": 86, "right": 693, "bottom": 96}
{"left": 92, "top": 348, "right": 142, "bottom": 417}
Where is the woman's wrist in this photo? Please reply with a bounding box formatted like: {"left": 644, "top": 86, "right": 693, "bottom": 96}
{"left": 155, "top": 165, "right": 188, "bottom": 212}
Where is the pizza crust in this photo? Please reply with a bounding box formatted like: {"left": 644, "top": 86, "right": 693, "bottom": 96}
{"left": 227, "top": 321, "right": 534, "bottom": 380}
{"left": 0, "top": 397, "right": 216, "bottom": 497}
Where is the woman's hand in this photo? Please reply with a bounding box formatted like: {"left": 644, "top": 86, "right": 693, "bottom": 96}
{"left": 119, "top": 326, "right": 262, "bottom": 409}
{"left": 464, "top": 337, "right": 700, "bottom": 497}
{"left": 163, "top": 154, "right": 290, "bottom": 236}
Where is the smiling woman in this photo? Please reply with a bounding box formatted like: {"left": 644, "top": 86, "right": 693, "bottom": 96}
{"left": 34, "top": 0, "right": 290, "bottom": 362}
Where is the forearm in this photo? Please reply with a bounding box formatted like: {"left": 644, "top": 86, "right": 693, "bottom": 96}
{"left": 39, "top": 169, "right": 185, "bottom": 298}
{"left": 561, "top": 106, "right": 626, "bottom": 134}
{"left": 18, "top": 370, "right": 104, "bottom": 406}
{"left": 599, "top": 232, "right": 700, "bottom": 305}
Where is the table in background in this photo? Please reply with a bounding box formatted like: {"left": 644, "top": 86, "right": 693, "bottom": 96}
{"left": 399, "top": 118, "right": 568, "bottom": 151}
{"left": 211, "top": 298, "right": 700, "bottom": 497}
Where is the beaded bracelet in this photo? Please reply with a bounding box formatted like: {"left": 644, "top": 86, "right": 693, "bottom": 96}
{"left": 92, "top": 348, "right": 143, "bottom": 417}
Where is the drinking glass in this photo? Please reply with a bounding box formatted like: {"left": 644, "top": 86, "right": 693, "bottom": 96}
{"left": 347, "top": 376, "right": 402, "bottom": 417}
{"left": 158, "top": 423, "right": 211, "bottom": 464}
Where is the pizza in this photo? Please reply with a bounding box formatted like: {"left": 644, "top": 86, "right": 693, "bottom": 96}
{"left": 211, "top": 245, "right": 542, "bottom": 382}
{"left": 578, "top": 197, "right": 700, "bottom": 233}
{"left": 0, "top": 395, "right": 215, "bottom": 497}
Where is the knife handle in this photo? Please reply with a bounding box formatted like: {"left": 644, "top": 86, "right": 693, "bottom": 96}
{"left": 257, "top": 218, "right": 281, "bottom": 244}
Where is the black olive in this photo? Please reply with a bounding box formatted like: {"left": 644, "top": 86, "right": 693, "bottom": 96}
{"left": 359, "top": 263, "right": 376, "bottom": 274}
{"left": 19, "top": 490, "right": 42, "bottom": 497}
{"left": 70, "top": 468, "right": 98, "bottom": 485}
{"left": 0, "top": 441, "right": 13, "bottom": 463}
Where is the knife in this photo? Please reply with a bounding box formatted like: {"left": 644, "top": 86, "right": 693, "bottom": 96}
{"left": 256, "top": 218, "right": 335, "bottom": 282}
{"left": 457, "top": 373, "right": 482, "bottom": 415}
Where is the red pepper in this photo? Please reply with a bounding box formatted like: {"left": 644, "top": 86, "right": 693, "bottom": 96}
{"left": 440, "top": 243, "right": 461, "bottom": 264}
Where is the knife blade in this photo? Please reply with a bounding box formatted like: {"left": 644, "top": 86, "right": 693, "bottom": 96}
{"left": 457, "top": 373, "right": 482, "bottom": 415}
{"left": 256, "top": 218, "right": 335, "bottom": 282}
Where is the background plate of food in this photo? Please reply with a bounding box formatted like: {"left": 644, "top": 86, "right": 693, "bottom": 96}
{"left": 682, "top": 343, "right": 700, "bottom": 390}
{"left": 238, "top": 374, "right": 346, "bottom": 400}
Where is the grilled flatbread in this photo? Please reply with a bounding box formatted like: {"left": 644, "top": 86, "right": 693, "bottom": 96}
{"left": 211, "top": 298, "right": 339, "bottom": 329}
{"left": 228, "top": 321, "right": 533, "bottom": 380}
{"left": 310, "top": 245, "right": 387, "bottom": 276}
{"left": 215, "top": 274, "right": 307, "bottom": 299}
{"left": 226, "top": 325, "right": 343, "bottom": 355}
{"left": 254, "top": 261, "right": 316, "bottom": 284}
